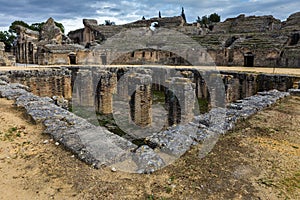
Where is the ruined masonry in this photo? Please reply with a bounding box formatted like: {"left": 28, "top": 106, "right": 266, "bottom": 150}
{"left": 0, "top": 72, "right": 294, "bottom": 173}
{"left": 0, "top": 42, "right": 15, "bottom": 66}
{"left": 4, "top": 11, "right": 298, "bottom": 67}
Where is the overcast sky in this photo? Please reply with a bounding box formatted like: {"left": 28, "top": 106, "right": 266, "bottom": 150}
{"left": 0, "top": 0, "right": 299, "bottom": 33}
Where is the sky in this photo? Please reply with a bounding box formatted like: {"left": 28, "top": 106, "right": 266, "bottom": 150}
{"left": 0, "top": 0, "right": 299, "bottom": 34}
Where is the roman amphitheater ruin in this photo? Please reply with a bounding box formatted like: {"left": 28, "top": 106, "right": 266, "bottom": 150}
{"left": 0, "top": 12, "right": 300, "bottom": 173}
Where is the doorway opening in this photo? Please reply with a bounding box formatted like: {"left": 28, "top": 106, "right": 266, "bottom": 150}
{"left": 244, "top": 52, "right": 255, "bottom": 67}
{"left": 69, "top": 52, "right": 77, "bottom": 65}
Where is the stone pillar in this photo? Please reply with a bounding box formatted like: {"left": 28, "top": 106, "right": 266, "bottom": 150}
{"left": 165, "top": 77, "right": 195, "bottom": 126}
{"left": 222, "top": 74, "right": 240, "bottom": 103}
{"left": 128, "top": 73, "right": 152, "bottom": 127}
{"left": 194, "top": 70, "right": 209, "bottom": 99}
{"left": 63, "top": 76, "right": 72, "bottom": 100}
{"left": 25, "top": 42, "right": 29, "bottom": 64}
{"left": 116, "top": 68, "right": 129, "bottom": 99}
{"left": 245, "top": 74, "right": 258, "bottom": 97}
{"left": 20, "top": 43, "right": 24, "bottom": 63}
{"left": 73, "top": 70, "right": 94, "bottom": 107}
{"left": 94, "top": 70, "right": 117, "bottom": 114}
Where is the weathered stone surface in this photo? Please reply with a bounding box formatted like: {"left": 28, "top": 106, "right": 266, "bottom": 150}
{"left": 0, "top": 70, "right": 295, "bottom": 173}
{"left": 288, "top": 89, "right": 300, "bottom": 96}
{"left": 11, "top": 11, "right": 300, "bottom": 68}
{"left": 213, "top": 14, "right": 281, "bottom": 33}
{"left": 0, "top": 42, "right": 15, "bottom": 66}
{"left": 282, "top": 12, "right": 300, "bottom": 31}
{"left": 0, "top": 84, "right": 29, "bottom": 100}
{"left": 146, "top": 90, "right": 290, "bottom": 158}
{"left": 132, "top": 145, "right": 165, "bottom": 174}
{"left": 76, "top": 127, "right": 137, "bottom": 166}
{"left": 40, "top": 18, "right": 63, "bottom": 44}
{"left": 0, "top": 68, "right": 72, "bottom": 100}
{"left": 0, "top": 80, "right": 142, "bottom": 171}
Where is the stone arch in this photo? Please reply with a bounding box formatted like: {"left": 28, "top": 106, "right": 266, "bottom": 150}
{"left": 68, "top": 52, "right": 77, "bottom": 64}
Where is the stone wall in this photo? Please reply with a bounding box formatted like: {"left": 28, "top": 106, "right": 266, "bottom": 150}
{"left": 0, "top": 68, "right": 72, "bottom": 100}
{"left": 0, "top": 67, "right": 297, "bottom": 173}
{"left": 13, "top": 25, "right": 39, "bottom": 64}
{"left": 12, "top": 12, "right": 300, "bottom": 68}
{"left": 0, "top": 75, "right": 291, "bottom": 173}
{"left": 282, "top": 12, "right": 300, "bottom": 31}
{"left": 68, "top": 16, "right": 185, "bottom": 46}
{"left": 128, "top": 72, "right": 152, "bottom": 127}
{"left": 1, "top": 66, "right": 299, "bottom": 128}
{"left": 213, "top": 14, "right": 281, "bottom": 33}
{"left": 0, "top": 42, "right": 16, "bottom": 66}
{"left": 112, "top": 49, "right": 190, "bottom": 66}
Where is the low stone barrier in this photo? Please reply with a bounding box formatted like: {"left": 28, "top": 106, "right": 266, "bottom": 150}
{"left": 289, "top": 89, "right": 300, "bottom": 96}
{"left": 0, "top": 77, "right": 290, "bottom": 173}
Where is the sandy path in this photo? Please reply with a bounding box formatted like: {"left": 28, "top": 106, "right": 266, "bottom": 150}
{"left": 1, "top": 65, "right": 300, "bottom": 76}
{"left": 0, "top": 99, "right": 76, "bottom": 199}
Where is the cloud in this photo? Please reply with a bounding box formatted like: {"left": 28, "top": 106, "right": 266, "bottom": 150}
{"left": 0, "top": 0, "right": 299, "bottom": 33}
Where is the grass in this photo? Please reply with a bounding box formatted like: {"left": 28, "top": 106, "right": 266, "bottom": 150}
{"left": 197, "top": 98, "right": 209, "bottom": 114}
{"left": 153, "top": 90, "right": 165, "bottom": 105}
{"left": 0, "top": 126, "right": 23, "bottom": 141}
{"left": 165, "top": 186, "right": 172, "bottom": 194}
{"left": 280, "top": 172, "right": 300, "bottom": 193}
{"left": 258, "top": 178, "right": 276, "bottom": 187}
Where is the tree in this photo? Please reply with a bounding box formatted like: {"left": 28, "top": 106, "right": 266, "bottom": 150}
{"left": 30, "top": 22, "right": 45, "bottom": 32}
{"left": 181, "top": 7, "right": 187, "bottom": 23}
{"left": 201, "top": 15, "right": 209, "bottom": 25}
{"left": 159, "top": 11, "right": 161, "bottom": 18}
{"left": 54, "top": 22, "right": 65, "bottom": 33}
{"left": 9, "top": 20, "right": 30, "bottom": 34}
{"left": 9, "top": 20, "right": 65, "bottom": 34}
{"left": 0, "top": 31, "right": 16, "bottom": 52}
{"left": 142, "top": 16, "right": 145, "bottom": 20}
{"left": 104, "top": 20, "right": 115, "bottom": 26}
{"left": 209, "top": 13, "right": 221, "bottom": 23}
{"left": 196, "top": 13, "right": 221, "bottom": 26}
{"left": 30, "top": 22, "right": 65, "bottom": 33}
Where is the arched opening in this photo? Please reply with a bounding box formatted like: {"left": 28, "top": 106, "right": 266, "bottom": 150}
{"left": 111, "top": 48, "right": 192, "bottom": 66}
{"left": 100, "top": 53, "right": 107, "bottom": 65}
{"left": 68, "top": 52, "right": 77, "bottom": 65}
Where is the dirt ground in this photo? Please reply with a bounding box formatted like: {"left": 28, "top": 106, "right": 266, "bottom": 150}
{"left": 0, "top": 96, "right": 299, "bottom": 200}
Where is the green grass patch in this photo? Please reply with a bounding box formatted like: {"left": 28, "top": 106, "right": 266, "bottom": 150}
{"left": 153, "top": 90, "right": 165, "bottom": 104}
{"left": 198, "top": 98, "right": 209, "bottom": 114}
{"left": 280, "top": 172, "right": 300, "bottom": 193}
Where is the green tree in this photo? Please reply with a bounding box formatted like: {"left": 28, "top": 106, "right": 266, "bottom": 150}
{"left": 30, "top": 22, "right": 45, "bottom": 32}
{"left": 0, "top": 31, "right": 16, "bottom": 52}
{"left": 54, "top": 22, "right": 65, "bottom": 33}
{"left": 201, "top": 15, "right": 209, "bottom": 25}
{"left": 30, "top": 21, "right": 64, "bottom": 33}
{"left": 9, "top": 20, "right": 65, "bottom": 34}
{"left": 9, "top": 20, "right": 30, "bottom": 34}
{"left": 209, "top": 13, "right": 221, "bottom": 23}
{"left": 181, "top": 7, "right": 187, "bottom": 23}
{"left": 197, "top": 13, "right": 221, "bottom": 26}
{"left": 104, "top": 20, "right": 115, "bottom": 26}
